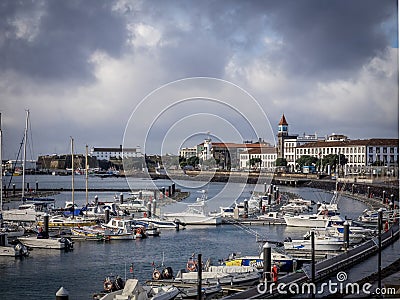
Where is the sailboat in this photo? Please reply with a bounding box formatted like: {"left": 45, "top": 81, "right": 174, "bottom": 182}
{"left": 37, "top": 137, "right": 95, "bottom": 228}
{"left": 2, "top": 111, "right": 54, "bottom": 223}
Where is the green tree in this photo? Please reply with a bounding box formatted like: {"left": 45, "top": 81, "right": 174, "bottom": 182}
{"left": 275, "top": 157, "right": 287, "bottom": 167}
{"left": 249, "top": 157, "right": 262, "bottom": 169}
{"left": 296, "top": 155, "right": 318, "bottom": 169}
{"left": 187, "top": 156, "right": 199, "bottom": 168}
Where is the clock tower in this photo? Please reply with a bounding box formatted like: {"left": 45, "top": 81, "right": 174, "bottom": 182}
{"left": 277, "top": 114, "right": 288, "bottom": 158}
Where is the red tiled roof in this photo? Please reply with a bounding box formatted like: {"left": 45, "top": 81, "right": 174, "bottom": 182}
{"left": 278, "top": 114, "right": 288, "bottom": 126}
{"left": 298, "top": 138, "right": 398, "bottom": 148}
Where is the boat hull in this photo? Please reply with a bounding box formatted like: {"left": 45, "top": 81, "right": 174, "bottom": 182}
{"left": 18, "top": 236, "right": 71, "bottom": 249}
{"left": 163, "top": 213, "right": 221, "bottom": 225}
{"left": 284, "top": 240, "right": 344, "bottom": 252}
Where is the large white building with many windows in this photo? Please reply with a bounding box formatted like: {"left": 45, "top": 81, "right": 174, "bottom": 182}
{"left": 296, "top": 138, "right": 398, "bottom": 173}
{"left": 90, "top": 146, "right": 142, "bottom": 160}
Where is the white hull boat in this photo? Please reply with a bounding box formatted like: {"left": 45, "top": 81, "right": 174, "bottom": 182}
{"left": 284, "top": 238, "right": 344, "bottom": 252}
{"left": 99, "top": 279, "right": 179, "bottom": 300}
{"left": 134, "top": 217, "right": 178, "bottom": 229}
{"left": 18, "top": 236, "right": 73, "bottom": 250}
{"left": 164, "top": 190, "right": 221, "bottom": 225}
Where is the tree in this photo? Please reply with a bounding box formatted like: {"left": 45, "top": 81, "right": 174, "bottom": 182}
{"left": 187, "top": 156, "right": 199, "bottom": 168}
{"left": 275, "top": 157, "right": 287, "bottom": 167}
{"left": 296, "top": 155, "right": 318, "bottom": 169}
{"left": 249, "top": 157, "right": 262, "bottom": 169}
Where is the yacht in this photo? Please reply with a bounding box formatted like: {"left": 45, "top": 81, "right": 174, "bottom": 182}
{"left": 284, "top": 193, "right": 345, "bottom": 227}
{"left": 163, "top": 190, "right": 222, "bottom": 225}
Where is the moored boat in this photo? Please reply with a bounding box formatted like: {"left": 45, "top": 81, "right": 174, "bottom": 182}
{"left": 163, "top": 190, "right": 222, "bottom": 225}
{"left": 0, "top": 233, "right": 29, "bottom": 257}
{"left": 98, "top": 278, "right": 179, "bottom": 300}
{"left": 18, "top": 234, "right": 73, "bottom": 250}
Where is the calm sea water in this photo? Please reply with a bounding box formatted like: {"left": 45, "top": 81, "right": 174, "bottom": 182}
{"left": 0, "top": 175, "right": 384, "bottom": 299}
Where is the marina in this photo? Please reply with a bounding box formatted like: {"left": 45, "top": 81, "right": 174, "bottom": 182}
{"left": 0, "top": 175, "right": 398, "bottom": 299}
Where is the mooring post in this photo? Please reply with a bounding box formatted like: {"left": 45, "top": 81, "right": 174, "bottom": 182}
{"left": 383, "top": 190, "right": 386, "bottom": 204}
{"left": 44, "top": 213, "right": 49, "bottom": 238}
{"left": 55, "top": 287, "right": 69, "bottom": 300}
{"left": 311, "top": 231, "right": 315, "bottom": 299}
{"left": 263, "top": 243, "right": 271, "bottom": 282}
{"left": 104, "top": 208, "right": 110, "bottom": 224}
{"left": 147, "top": 201, "right": 152, "bottom": 218}
{"left": 343, "top": 221, "right": 350, "bottom": 251}
{"left": 172, "top": 183, "right": 176, "bottom": 195}
{"left": 197, "top": 253, "right": 202, "bottom": 300}
{"left": 378, "top": 209, "right": 382, "bottom": 293}
{"left": 120, "top": 193, "right": 124, "bottom": 204}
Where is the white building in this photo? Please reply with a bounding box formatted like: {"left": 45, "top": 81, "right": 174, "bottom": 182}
{"left": 90, "top": 146, "right": 142, "bottom": 161}
{"left": 239, "top": 147, "right": 277, "bottom": 171}
{"left": 296, "top": 138, "right": 398, "bottom": 174}
{"left": 179, "top": 147, "right": 197, "bottom": 159}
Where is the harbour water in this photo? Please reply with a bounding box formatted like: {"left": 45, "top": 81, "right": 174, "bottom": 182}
{"left": 0, "top": 175, "right": 378, "bottom": 299}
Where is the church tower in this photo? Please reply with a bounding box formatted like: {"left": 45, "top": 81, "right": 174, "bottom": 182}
{"left": 277, "top": 114, "right": 288, "bottom": 158}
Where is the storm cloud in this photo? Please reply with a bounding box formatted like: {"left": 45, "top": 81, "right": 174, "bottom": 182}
{"left": 0, "top": 0, "right": 397, "bottom": 158}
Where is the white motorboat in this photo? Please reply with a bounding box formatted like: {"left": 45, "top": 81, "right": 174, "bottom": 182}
{"left": 2, "top": 202, "right": 52, "bottom": 223}
{"left": 280, "top": 203, "right": 309, "bottom": 214}
{"left": 18, "top": 235, "right": 73, "bottom": 250}
{"left": 284, "top": 231, "right": 344, "bottom": 252}
{"left": 284, "top": 194, "right": 345, "bottom": 228}
{"left": 118, "top": 198, "right": 148, "bottom": 213}
{"left": 164, "top": 190, "right": 222, "bottom": 225}
{"left": 0, "top": 233, "right": 29, "bottom": 257}
{"left": 134, "top": 216, "right": 179, "bottom": 229}
{"left": 174, "top": 264, "right": 260, "bottom": 286}
{"left": 313, "top": 226, "right": 366, "bottom": 245}
{"left": 288, "top": 198, "right": 313, "bottom": 207}
{"left": 99, "top": 279, "right": 179, "bottom": 300}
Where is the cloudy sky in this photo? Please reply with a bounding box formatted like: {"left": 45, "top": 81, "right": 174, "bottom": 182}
{"left": 0, "top": 0, "right": 398, "bottom": 160}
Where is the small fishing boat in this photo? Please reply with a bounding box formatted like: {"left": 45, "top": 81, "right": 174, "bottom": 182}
{"left": 74, "top": 218, "right": 136, "bottom": 240}
{"left": 18, "top": 234, "right": 73, "bottom": 250}
{"left": 98, "top": 279, "right": 179, "bottom": 300}
{"left": 151, "top": 256, "right": 260, "bottom": 287}
{"left": 223, "top": 246, "right": 295, "bottom": 273}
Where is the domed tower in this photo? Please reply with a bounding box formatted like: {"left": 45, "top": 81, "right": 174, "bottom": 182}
{"left": 277, "top": 114, "right": 288, "bottom": 158}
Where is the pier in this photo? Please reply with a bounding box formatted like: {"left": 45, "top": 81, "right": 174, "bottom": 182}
{"left": 223, "top": 223, "right": 399, "bottom": 299}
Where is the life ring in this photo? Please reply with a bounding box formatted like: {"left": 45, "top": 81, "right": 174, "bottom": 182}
{"left": 186, "top": 261, "right": 197, "bottom": 272}
{"left": 136, "top": 228, "right": 142, "bottom": 235}
{"left": 152, "top": 269, "right": 161, "bottom": 280}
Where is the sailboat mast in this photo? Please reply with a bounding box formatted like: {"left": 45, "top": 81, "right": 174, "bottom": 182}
{"left": 22, "top": 110, "right": 29, "bottom": 200}
{"left": 71, "top": 137, "right": 75, "bottom": 219}
{"left": 85, "top": 144, "right": 88, "bottom": 206}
